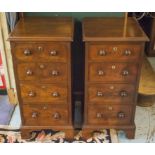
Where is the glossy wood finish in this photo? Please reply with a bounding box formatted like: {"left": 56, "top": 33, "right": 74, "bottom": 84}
{"left": 88, "top": 84, "right": 135, "bottom": 103}
{"left": 13, "top": 42, "right": 69, "bottom": 62}
{"left": 22, "top": 104, "right": 69, "bottom": 126}
{"left": 87, "top": 105, "right": 132, "bottom": 125}
{"left": 88, "top": 62, "right": 139, "bottom": 83}
{"left": 20, "top": 83, "right": 68, "bottom": 103}
{"left": 9, "top": 17, "right": 74, "bottom": 139}
{"left": 9, "top": 17, "right": 74, "bottom": 41}
{"left": 83, "top": 17, "right": 148, "bottom": 139}
{"left": 83, "top": 17, "right": 149, "bottom": 42}
{"left": 17, "top": 63, "right": 68, "bottom": 82}
{"left": 88, "top": 43, "right": 142, "bottom": 62}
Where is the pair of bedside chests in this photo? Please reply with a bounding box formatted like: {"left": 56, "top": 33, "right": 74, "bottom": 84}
{"left": 9, "top": 17, "right": 148, "bottom": 139}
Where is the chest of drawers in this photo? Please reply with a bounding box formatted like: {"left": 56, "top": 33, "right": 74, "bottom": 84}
{"left": 82, "top": 17, "right": 149, "bottom": 139}
{"left": 9, "top": 17, "right": 74, "bottom": 139}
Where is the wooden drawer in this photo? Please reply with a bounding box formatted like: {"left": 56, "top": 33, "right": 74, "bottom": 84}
{"left": 88, "top": 62, "right": 138, "bottom": 83}
{"left": 87, "top": 84, "right": 135, "bottom": 103}
{"left": 87, "top": 105, "right": 132, "bottom": 125}
{"left": 88, "top": 43, "right": 142, "bottom": 62}
{"left": 20, "top": 83, "right": 68, "bottom": 103}
{"left": 17, "top": 62, "right": 67, "bottom": 82}
{"left": 22, "top": 104, "right": 69, "bottom": 126}
{"left": 14, "top": 42, "right": 69, "bottom": 62}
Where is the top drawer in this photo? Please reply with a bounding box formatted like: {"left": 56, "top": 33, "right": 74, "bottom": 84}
{"left": 13, "top": 42, "right": 69, "bottom": 62}
{"left": 87, "top": 43, "right": 142, "bottom": 62}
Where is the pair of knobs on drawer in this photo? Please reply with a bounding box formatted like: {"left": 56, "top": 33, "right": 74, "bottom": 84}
{"left": 98, "top": 50, "right": 132, "bottom": 56}
{"left": 28, "top": 91, "right": 60, "bottom": 97}
{"left": 98, "top": 69, "right": 129, "bottom": 76}
{"left": 96, "top": 112, "right": 125, "bottom": 119}
{"left": 24, "top": 49, "right": 57, "bottom": 56}
{"left": 97, "top": 90, "right": 128, "bottom": 97}
{"left": 31, "top": 112, "right": 61, "bottom": 119}
{"left": 26, "top": 69, "right": 59, "bottom": 76}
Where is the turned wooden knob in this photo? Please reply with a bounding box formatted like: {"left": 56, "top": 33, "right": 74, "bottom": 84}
{"left": 98, "top": 70, "right": 104, "bottom": 76}
{"left": 98, "top": 50, "right": 106, "bottom": 56}
{"left": 26, "top": 69, "right": 33, "bottom": 76}
{"left": 52, "top": 92, "right": 59, "bottom": 97}
{"left": 122, "top": 70, "right": 129, "bottom": 76}
{"left": 53, "top": 112, "right": 61, "bottom": 119}
{"left": 120, "top": 90, "right": 128, "bottom": 97}
{"left": 51, "top": 70, "right": 59, "bottom": 76}
{"left": 50, "top": 50, "right": 57, "bottom": 56}
{"left": 124, "top": 50, "right": 131, "bottom": 56}
{"left": 28, "top": 91, "right": 36, "bottom": 97}
{"left": 117, "top": 112, "right": 125, "bottom": 119}
{"left": 31, "top": 112, "right": 38, "bottom": 118}
{"left": 24, "top": 49, "right": 31, "bottom": 56}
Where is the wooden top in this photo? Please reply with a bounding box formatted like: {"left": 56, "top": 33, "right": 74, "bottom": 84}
{"left": 83, "top": 17, "right": 149, "bottom": 41}
{"left": 8, "top": 17, "right": 74, "bottom": 41}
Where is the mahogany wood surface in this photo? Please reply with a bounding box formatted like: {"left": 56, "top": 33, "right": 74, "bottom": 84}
{"left": 83, "top": 17, "right": 148, "bottom": 139}
{"left": 9, "top": 17, "right": 74, "bottom": 41}
{"left": 9, "top": 17, "right": 73, "bottom": 139}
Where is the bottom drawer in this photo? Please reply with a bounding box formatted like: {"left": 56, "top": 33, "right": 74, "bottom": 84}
{"left": 87, "top": 105, "right": 133, "bottom": 125}
{"left": 22, "top": 104, "right": 69, "bottom": 126}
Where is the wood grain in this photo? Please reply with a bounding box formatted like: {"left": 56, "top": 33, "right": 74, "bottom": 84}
{"left": 83, "top": 17, "right": 148, "bottom": 139}
{"left": 8, "top": 17, "right": 74, "bottom": 41}
{"left": 83, "top": 17, "right": 149, "bottom": 42}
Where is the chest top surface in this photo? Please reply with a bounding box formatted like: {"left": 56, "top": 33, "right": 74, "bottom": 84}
{"left": 9, "top": 17, "right": 74, "bottom": 41}
{"left": 83, "top": 17, "right": 149, "bottom": 42}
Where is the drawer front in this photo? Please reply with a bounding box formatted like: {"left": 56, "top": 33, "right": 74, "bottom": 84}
{"left": 17, "top": 63, "right": 67, "bottom": 82}
{"left": 87, "top": 105, "right": 132, "bottom": 125}
{"left": 14, "top": 43, "right": 68, "bottom": 62}
{"left": 22, "top": 104, "right": 69, "bottom": 126}
{"left": 87, "top": 84, "right": 135, "bottom": 103}
{"left": 88, "top": 63, "right": 138, "bottom": 82}
{"left": 88, "top": 44, "right": 142, "bottom": 62}
{"left": 20, "top": 83, "right": 68, "bottom": 103}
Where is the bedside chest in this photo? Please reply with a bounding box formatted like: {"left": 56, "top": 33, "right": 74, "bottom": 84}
{"left": 9, "top": 17, "right": 74, "bottom": 139}
{"left": 82, "top": 17, "right": 149, "bottom": 139}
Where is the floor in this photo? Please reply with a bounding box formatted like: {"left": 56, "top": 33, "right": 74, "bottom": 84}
{"left": 0, "top": 95, "right": 15, "bottom": 125}
{"left": 5, "top": 57, "right": 155, "bottom": 142}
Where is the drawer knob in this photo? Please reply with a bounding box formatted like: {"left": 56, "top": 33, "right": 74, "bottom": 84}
{"left": 24, "top": 49, "right": 31, "bottom": 56}
{"left": 52, "top": 92, "right": 59, "bottom": 97}
{"left": 32, "top": 112, "right": 38, "bottom": 118}
{"left": 26, "top": 69, "right": 33, "bottom": 76}
{"left": 122, "top": 70, "right": 129, "bottom": 76}
{"left": 111, "top": 65, "right": 116, "bottom": 70}
{"left": 53, "top": 112, "right": 61, "bottom": 120}
{"left": 51, "top": 70, "right": 59, "bottom": 76}
{"left": 120, "top": 90, "right": 128, "bottom": 97}
{"left": 39, "top": 64, "right": 45, "bottom": 69}
{"left": 124, "top": 50, "right": 131, "bottom": 56}
{"left": 50, "top": 50, "right": 57, "bottom": 56}
{"left": 98, "top": 70, "right": 104, "bottom": 76}
{"left": 97, "top": 91, "right": 103, "bottom": 97}
{"left": 96, "top": 113, "right": 102, "bottom": 118}
{"left": 28, "top": 91, "right": 36, "bottom": 97}
{"left": 117, "top": 112, "right": 125, "bottom": 119}
{"left": 98, "top": 50, "right": 106, "bottom": 56}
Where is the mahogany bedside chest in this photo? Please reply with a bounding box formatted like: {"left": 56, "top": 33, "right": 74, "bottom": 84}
{"left": 9, "top": 17, "right": 74, "bottom": 139}
{"left": 82, "top": 17, "right": 149, "bottom": 139}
